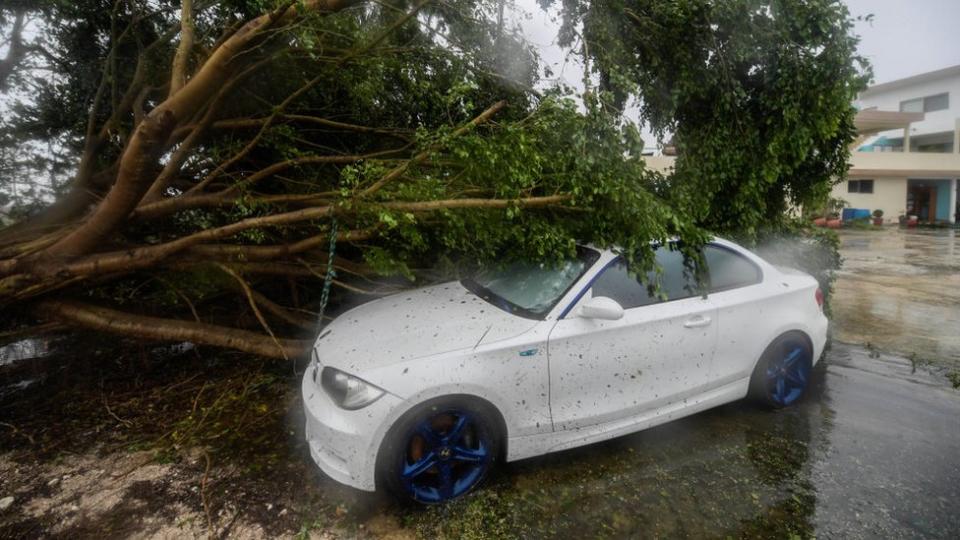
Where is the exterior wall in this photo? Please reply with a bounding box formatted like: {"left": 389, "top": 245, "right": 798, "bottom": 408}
{"left": 645, "top": 151, "right": 960, "bottom": 178}
{"left": 857, "top": 70, "right": 960, "bottom": 138}
{"left": 831, "top": 177, "right": 906, "bottom": 221}
{"left": 847, "top": 151, "right": 960, "bottom": 177}
{"left": 644, "top": 156, "right": 675, "bottom": 174}
{"left": 645, "top": 153, "right": 960, "bottom": 224}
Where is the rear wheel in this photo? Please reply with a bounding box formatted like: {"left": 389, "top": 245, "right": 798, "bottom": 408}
{"left": 379, "top": 397, "right": 498, "bottom": 504}
{"left": 749, "top": 334, "right": 812, "bottom": 408}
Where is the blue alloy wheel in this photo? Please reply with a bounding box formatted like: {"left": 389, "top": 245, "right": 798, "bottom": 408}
{"left": 398, "top": 409, "right": 492, "bottom": 503}
{"left": 765, "top": 340, "right": 811, "bottom": 406}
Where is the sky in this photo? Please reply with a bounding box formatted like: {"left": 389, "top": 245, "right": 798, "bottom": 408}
{"left": 511, "top": 0, "right": 960, "bottom": 149}
{"left": 516, "top": 0, "right": 960, "bottom": 87}
{"left": 844, "top": 0, "right": 960, "bottom": 84}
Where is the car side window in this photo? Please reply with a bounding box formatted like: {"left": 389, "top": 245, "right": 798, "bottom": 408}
{"left": 590, "top": 248, "right": 699, "bottom": 309}
{"left": 655, "top": 249, "right": 700, "bottom": 301}
{"left": 591, "top": 259, "right": 657, "bottom": 309}
{"left": 704, "top": 245, "right": 761, "bottom": 292}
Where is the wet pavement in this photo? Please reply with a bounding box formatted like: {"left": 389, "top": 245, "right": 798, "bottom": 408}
{"left": 832, "top": 227, "right": 960, "bottom": 368}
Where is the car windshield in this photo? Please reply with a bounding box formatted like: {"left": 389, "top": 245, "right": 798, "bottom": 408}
{"left": 462, "top": 247, "right": 600, "bottom": 319}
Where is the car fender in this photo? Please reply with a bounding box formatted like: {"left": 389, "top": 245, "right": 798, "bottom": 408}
{"left": 362, "top": 381, "right": 517, "bottom": 488}
{"left": 761, "top": 318, "right": 828, "bottom": 368}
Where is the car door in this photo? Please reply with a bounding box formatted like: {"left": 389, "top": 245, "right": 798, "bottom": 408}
{"left": 699, "top": 244, "right": 768, "bottom": 386}
{"left": 547, "top": 248, "right": 718, "bottom": 431}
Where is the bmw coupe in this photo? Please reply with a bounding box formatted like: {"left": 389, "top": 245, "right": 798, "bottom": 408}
{"left": 302, "top": 238, "right": 827, "bottom": 503}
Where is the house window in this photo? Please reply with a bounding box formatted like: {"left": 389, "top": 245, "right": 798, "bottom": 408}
{"left": 900, "top": 93, "right": 949, "bottom": 113}
{"left": 924, "top": 93, "right": 949, "bottom": 112}
{"left": 900, "top": 98, "right": 922, "bottom": 113}
{"left": 848, "top": 179, "right": 874, "bottom": 194}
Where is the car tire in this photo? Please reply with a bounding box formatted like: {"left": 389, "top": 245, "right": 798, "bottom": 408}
{"left": 377, "top": 396, "right": 500, "bottom": 504}
{"left": 749, "top": 333, "right": 813, "bottom": 409}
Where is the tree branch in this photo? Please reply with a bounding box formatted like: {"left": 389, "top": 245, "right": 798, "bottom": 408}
{"left": 35, "top": 300, "right": 309, "bottom": 359}
{"left": 40, "top": 0, "right": 361, "bottom": 259}
{"left": 359, "top": 100, "right": 506, "bottom": 197}
{"left": 170, "top": 0, "right": 194, "bottom": 96}
{"left": 171, "top": 114, "right": 413, "bottom": 142}
{"left": 134, "top": 148, "right": 408, "bottom": 220}
{"left": 217, "top": 263, "right": 290, "bottom": 359}
{"left": 186, "top": 227, "right": 378, "bottom": 260}
{"left": 21, "top": 194, "right": 571, "bottom": 284}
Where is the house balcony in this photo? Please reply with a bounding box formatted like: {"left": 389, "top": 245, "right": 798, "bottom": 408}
{"left": 848, "top": 151, "right": 960, "bottom": 178}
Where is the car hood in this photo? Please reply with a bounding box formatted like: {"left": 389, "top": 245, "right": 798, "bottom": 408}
{"left": 314, "top": 282, "right": 539, "bottom": 375}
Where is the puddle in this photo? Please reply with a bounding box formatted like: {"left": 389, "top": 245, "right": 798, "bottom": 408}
{"left": 0, "top": 338, "right": 53, "bottom": 367}
{"left": 832, "top": 228, "right": 960, "bottom": 367}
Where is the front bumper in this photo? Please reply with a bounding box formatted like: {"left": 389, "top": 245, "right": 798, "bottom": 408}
{"left": 301, "top": 365, "right": 402, "bottom": 491}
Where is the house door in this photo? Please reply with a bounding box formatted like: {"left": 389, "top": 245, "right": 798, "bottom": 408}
{"left": 907, "top": 184, "right": 937, "bottom": 221}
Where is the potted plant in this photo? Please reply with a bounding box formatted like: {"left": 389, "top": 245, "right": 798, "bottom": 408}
{"left": 826, "top": 211, "right": 842, "bottom": 229}
{"left": 872, "top": 209, "right": 884, "bottom": 226}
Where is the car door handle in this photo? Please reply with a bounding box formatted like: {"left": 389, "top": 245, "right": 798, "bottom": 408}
{"left": 683, "top": 315, "right": 712, "bottom": 328}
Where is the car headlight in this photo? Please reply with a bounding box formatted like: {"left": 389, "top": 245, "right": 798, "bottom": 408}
{"left": 320, "top": 367, "right": 385, "bottom": 410}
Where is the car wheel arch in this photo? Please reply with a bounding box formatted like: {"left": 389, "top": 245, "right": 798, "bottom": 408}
{"left": 756, "top": 329, "right": 815, "bottom": 366}
{"left": 373, "top": 393, "right": 509, "bottom": 489}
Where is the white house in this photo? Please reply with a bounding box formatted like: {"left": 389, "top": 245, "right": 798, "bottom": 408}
{"left": 645, "top": 65, "right": 960, "bottom": 225}
{"left": 837, "top": 65, "right": 960, "bottom": 224}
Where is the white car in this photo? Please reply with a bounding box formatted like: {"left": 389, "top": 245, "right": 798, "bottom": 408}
{"left": 302, "top": 238, "right": 827, "bottom": 503}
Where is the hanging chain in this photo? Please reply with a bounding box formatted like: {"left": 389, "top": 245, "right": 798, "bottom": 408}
{"left": 318, "top": 218, "right": 338, "bottom": 326}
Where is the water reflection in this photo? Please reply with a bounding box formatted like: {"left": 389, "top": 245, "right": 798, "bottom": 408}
{"left": 833, "top": 228, "right": 960, "bottom": 366}
{"left": 0, "top": 338, "right": 53, "bottom": 367}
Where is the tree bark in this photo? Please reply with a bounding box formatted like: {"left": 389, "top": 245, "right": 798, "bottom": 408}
{"left": 35, "top": 299, "right": 310, "bottom": 359}
{"left": 169, "top": 0, "right": 194, "bottom": 96}
{"left": 41, "top": 0, "right": 359, "bottom": 259}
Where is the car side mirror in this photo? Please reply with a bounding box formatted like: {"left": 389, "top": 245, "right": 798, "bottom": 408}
{"left": 580, "top": 296, "right": 624, "bottom": 320}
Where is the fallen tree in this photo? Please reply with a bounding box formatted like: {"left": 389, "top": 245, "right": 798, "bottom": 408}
{"left": 0, "top": 0, "right": 696, "bottom": 357}
{"left": 0, "top": 0, "right": 867, "bottom": 358}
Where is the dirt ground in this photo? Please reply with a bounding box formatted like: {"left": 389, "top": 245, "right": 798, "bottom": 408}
{"left": 0, "top": 346, "right": 405, "bottom": 539}
{"left": 1, "top": 227, "right": 958, "bottom": 539}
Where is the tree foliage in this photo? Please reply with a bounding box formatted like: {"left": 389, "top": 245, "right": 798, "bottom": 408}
{"left": 0, "top": 0, "right": 865, "bottom": 357}
{"left": 550, "top": 0, "right": 870, "bottom": 234}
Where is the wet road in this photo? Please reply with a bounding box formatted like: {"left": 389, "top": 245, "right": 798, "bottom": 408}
{"left": 833, "top": 228, "right": 960, "bottom": 367}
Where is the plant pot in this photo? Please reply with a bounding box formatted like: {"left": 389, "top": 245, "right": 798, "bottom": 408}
{"left": 827, "top": 218, "right": 842, "bottom": 229}
{"left": 873, "top": 217, "right": 883, "bottom": 226}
